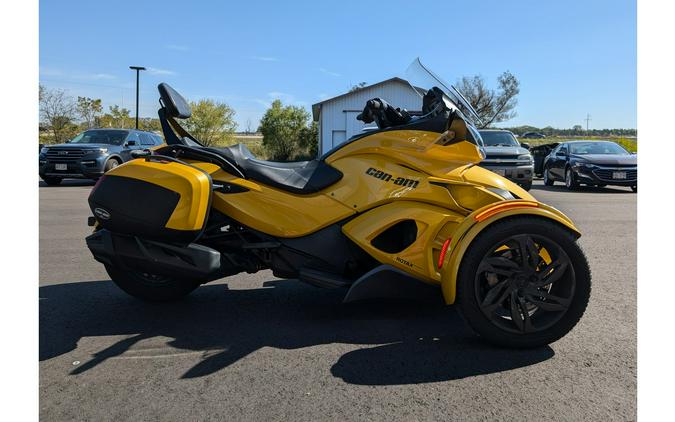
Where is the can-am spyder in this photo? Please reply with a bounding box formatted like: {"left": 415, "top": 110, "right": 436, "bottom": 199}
{"left": 86, "top": 59, "right": 590, "bottom": 347}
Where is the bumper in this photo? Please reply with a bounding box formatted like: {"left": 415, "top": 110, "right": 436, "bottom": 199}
{"left": 39, "top": 155, "right": 108, "bottom": 179}
{"left": 478, "top": 163, "right": 534, "bottom": 183}
{"left": 573, "top": 166, "right": 637, "bottom": 186}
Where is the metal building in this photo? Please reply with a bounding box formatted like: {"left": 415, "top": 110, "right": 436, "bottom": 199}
{"left": 311, "top": 78, "right": 422, "bottom": 155}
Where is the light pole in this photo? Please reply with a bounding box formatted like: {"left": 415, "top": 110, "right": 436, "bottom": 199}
{"left": 129, "top": 66, "right": 146, "bottom": 129}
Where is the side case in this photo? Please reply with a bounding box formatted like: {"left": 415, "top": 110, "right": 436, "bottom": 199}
{"left": 88, "top": 159, "right": 212, "bottom": 244}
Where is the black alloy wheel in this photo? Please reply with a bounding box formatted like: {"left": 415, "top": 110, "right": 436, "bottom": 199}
{"left": 474, "top": 234, "right": 574, "bottom": 335}
{"left": 456, "top": 217, "right": 591, "bottom": 348}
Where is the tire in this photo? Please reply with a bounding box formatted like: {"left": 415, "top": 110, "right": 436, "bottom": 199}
{"left": 42, "top": 176, "right": 62, "bottom": 186}
{"left": 104, "top": 158, "right": 121, "bottom": 173}
{"left": 105, "top": 264, "right": 200, "bottom": 302}
{"left": 456, "top": 216, "right": 591, "bottom": 348}
{"left": 519, "top": 180, "right": 533, "bottom": 191}
{"left": 631, "top": 185, "right": 637, "bottom": 193}
{"left": 543, "top": 168, "right": 554, "bottom": 186}
{"left": 565, "top": 167, "right": 579, "bottom": 190}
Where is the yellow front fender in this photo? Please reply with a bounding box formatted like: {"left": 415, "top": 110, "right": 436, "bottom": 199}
{"left": 439, "top": 200, "right": 580, "bottom": 304}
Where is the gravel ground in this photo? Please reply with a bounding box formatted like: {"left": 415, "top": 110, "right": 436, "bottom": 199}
{"left": 39, "top": 179, "right": 636, "bottom": 421}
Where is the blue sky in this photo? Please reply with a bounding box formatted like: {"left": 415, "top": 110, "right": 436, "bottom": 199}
{"left": 39, "top": 0, "right": 636, "bottom": 130}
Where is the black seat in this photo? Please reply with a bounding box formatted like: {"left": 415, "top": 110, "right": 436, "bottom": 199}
{"left": 206, "top": 144, "right": 343, "bottom": 195}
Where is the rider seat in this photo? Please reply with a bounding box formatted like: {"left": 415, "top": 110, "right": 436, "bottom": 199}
{"left": 206, "top": 144, "right": 343, "bottom": 195}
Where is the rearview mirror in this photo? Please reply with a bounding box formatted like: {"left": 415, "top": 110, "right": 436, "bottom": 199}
{"left": 520, "top": 142, "right": 530, "bottom": 150}
{"left": 125, "top": 140, "right": 136, "bottom": 147}
{"left": 556, "top": 151, "right": 566, "bottom": 156}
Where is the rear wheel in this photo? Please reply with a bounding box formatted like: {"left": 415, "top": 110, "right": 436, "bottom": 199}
{"left": 543, "top": 168, "right": 554, "bottom": 186}
{"left": 105, "top": 264, "right": 200, "bottom": 302}
{"left": 42, "top": 176, "right": 63, "bottom": 186}
{"left": 456, "top": 217, "right": 591, "bottom": 348}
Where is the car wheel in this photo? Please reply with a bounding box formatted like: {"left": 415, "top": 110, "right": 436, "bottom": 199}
{"left": 105, "top": 264, "right": 200, "bottom": 302}
{"left": 42, "top": 176, "right": 62, "bottom": 186}
{"left": 519, "top": 180, "right": 533, "bottom": 191}
{"left": 543, "top": 168, "right": 554, "bottom": 186}
{"left": 456, "top": 216, "right": 591, "bottom": 348}
{"left": 104, "top": 158, "right": 120, "bottom": 172}
{"left": 565, "top": 167, "right": 579, "bottom": 190}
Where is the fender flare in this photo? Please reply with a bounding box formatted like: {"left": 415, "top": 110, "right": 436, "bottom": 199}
{"left": 439, "top": 200, "right": 580, "bottom": 305}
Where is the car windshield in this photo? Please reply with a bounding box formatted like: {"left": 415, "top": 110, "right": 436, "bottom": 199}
{"left": 479, "top": 131, "right": 519, "bottom": 146}
{"left": 569, "top": 141, "right": 629, "bottom": 155}
{"left": 404, "top": 58, "right": 482, "bottom": 125}
{"left": 69, "top": 130, "right": 128, "bottom": 145}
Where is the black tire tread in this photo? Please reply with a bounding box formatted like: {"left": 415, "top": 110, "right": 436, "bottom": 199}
{"left": 105, "top": 264, "right": 200, "bottom": 302}
{"left": 455, "top": 216, "right": 591, "bottom": 348}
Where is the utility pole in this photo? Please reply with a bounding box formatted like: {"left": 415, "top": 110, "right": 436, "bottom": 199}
{"left": 584, "top": 114, "right": 592, "bottom": 133}
{"left": 129, "top": 66, "right": 146, "bottom": 129}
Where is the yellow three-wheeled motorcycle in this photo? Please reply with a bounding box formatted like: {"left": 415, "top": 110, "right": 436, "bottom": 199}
{"left": 86, "top": 60, "right": 590, "bottom": 347}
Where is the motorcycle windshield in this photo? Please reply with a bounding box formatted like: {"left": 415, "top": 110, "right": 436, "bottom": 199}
{"left": 404, "top": 58, "right": 482, "bottom": 126}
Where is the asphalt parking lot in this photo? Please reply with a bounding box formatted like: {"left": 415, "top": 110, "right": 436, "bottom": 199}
{"left": 39, "top": 179, "right": 636, "bottom": 421}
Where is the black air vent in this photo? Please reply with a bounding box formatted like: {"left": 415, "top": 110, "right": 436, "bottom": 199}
{"left": 371, "top": 220, "right": 418, "bottom": 254}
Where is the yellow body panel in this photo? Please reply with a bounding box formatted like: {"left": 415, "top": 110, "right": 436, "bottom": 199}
{"left": 207, "top": 169, "right": 356, "bottom": 238}
{"left": 342, "top": 201, "right": 464, "bottom": 283}
{"left": 438, "top": 200, "right": 580, "bottom": 305}
{"left": 107, "top": 159, "right": 211, "bottom": 231}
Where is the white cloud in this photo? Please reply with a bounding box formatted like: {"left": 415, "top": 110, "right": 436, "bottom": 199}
{"left": 86, "top": 73, "right": 116, "bottom": 80}
{"left": 319, "top": 67, "right": 341, "bottom": 77}
{"left": 250, "top": 56, "right": 279, "bottom": 62}
{"left": 146, "top": 67, "right": 176, "bottom": 76}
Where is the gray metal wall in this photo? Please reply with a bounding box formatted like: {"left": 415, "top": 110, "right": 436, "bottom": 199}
{"left": 318, "top": 80, "right": 422, "bottom": 155}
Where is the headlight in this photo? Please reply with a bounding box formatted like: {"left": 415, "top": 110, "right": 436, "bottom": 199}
{"left": 98, "top": 148, "right": 108, "bottom": 153}
{"left": 485, "top": 187, "right": 516, "bottom": 200}
{"left": 40, "top": 147, "right": 49, "bottom": 154}
{"left": 517, "top": 154, "right": 534, "bottom": 163}
{"left": 573, "top": 161, "right": 595, "bottom": 169}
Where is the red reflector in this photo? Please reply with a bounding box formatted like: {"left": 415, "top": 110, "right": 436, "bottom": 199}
{"left": 438, "top": 238, "right": 451, "bottom": 269}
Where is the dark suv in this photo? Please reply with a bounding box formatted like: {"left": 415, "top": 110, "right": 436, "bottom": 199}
{"left": 39, "top": 128, "right": 164, "bottom": 185}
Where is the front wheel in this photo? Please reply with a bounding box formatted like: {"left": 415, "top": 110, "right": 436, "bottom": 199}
{"left": 105, "top": 264, "right": 200, "bottom": 302}
{"left": 519, "top": 180, "right": 533, "bottom": 191}
{"left": 543, "top": 168, "right": 554, "bottom": 186}
{"left": 565, "top": 167, "right": 579, "bottom": 190}
{"left": 456, "top": 217, "right": 591, "bottom": 348}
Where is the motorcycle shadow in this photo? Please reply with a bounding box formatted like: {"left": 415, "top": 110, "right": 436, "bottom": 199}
{"left": 39, "top": 279, "right": 554, "bottom": 385}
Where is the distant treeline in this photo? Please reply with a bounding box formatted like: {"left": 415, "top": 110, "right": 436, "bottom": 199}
{"left": 502, "top": 125, "right": 637, "bottom": 138}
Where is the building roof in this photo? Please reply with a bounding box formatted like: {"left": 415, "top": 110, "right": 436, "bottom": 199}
{"left": 311, "top": 77, "right": 411, "bottom": 121}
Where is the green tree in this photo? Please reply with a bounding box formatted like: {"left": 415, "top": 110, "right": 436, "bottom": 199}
{"left": 456, "top": 71, "right": 520, "bottom": 128}
{"left": 297, "top": 121, "right": 319, "bottom": 159}
{"left": 39, "top": 85, "right": 77, "bottom": 143}
{"left": 259, "top": 99, "right": 313, "bottom": 160}
{"left": 76, "top": 96, "right": 102, "bottom": 128}
{"left": 182, "top": 99, "right": 237, "bottom": 147}
{"left": 109, "top": 105, "right": 132, "bottom": 128}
